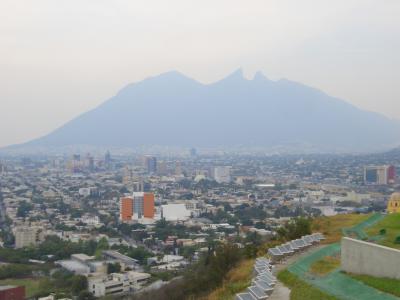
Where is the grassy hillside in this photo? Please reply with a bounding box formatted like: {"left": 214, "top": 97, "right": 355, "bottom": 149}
{"left": 348, "top": 273, "right": 400, "bottom": 297}
{"left": 312, "top": 214, "right": 370, "bottom": 244}
{"left": 309, "top": 255, "right": 340, "bottom": 276}
{"left": 277, "top": 270, "right": 339, "bottom": 300}
{"left": 201, "top": 259, "right": 254, "bottom": 300}
{"left": 202, "top": 214, "right": 373, "bottom": 300}
{"left": 366, "top": 213, "right": 400, "bottom": 249}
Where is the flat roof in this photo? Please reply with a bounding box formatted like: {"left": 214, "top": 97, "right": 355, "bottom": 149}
{"left": 102, "top": 250, "right": 139, "bottom": 264}
{"left": 0, "top": 285, "right": 18, "bottom": 291}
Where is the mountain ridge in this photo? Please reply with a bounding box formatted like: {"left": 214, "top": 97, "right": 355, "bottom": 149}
{"left": 5, "top": 70, "right": 400, "bottom": 153}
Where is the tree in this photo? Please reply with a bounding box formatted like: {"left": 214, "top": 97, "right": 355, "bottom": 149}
{"left": 254, "top": 222, "right": 266, "bottom": 229}
{"left": 71, "top": 275, "right": 88, "bottom": 295}
{"left": 277, "top": 217, "right": 311, "bottom": 241}
{"left": 95, "top": 237, "right": 109, "bottom": 258}
{"left": 17, "top": 201, "right": 33, "bottom": 218}
{"left": 107, "top": 262, "right": 121, "bottom": 274}
{"left": 78, "top": 290, "right": 96, "bottom": 300}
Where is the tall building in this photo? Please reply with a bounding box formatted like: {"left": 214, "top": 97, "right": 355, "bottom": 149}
{"left": 104, "top": 151, "right": 111, "bottom": 168}
{"left": 388, "top": 165, "right": 396, "bottom": 184}
{"left": 190, "top": 148, "right": 197, "bottom": 157}
{"left": 120, "top": 197, "right": 134, "bottom": 221}
{"left": 143, "top": 156, "right": 157, "bottom": 173}
{"left": 68, "top": 154, "right": 83, "bottom": 173}
{"left": 120, "top": 192, "right": 155, "bottom": 221}
{"left": 364, "top": 165, "right": 396, "bottom": 185}
{"left": 132, "top": 180, "right": 144, "bottom": 192}
{"left": 175, "top": 161, "right": 182, "bottom": 176}
{"left": 0, "top": 162, "right": 6, "bottom": 173}
{"left": 387, "top": 192, "right": 400, "bottom": 213}
{"left": 157, "top": 161, "right": 167, "bottom": 175}
{"left": 14, "top": 226, "right": 45, "bottom": 249}
{"left": 212, "top": 166, "right": 231, "bottom": 183}
{"left": 85, "top": 153, "right": 95, "bottom": 171}
{"left": 122, "top": 167, "right": 133, "bottom": 185}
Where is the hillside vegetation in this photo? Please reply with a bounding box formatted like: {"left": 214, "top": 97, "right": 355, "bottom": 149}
{"left": 366, "top": 213, "right": 400, "bottom": 249}
{"left": 312, "top": 214, "right": 370, "bottom": 243}
{"left": 348, "top": 273, "right": 400, "bottom": 297}
{"left": 309, "top": 255, "right": 340, "bottom": 276}
{"left": 202, "top": 259, "right": 254, "bottom": 300}
{"left": 277, "top": 270, "right": 339, "bottom": 300}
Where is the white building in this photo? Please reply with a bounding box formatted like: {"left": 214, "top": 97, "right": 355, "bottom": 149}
{"left": 161, "top": 204, "right": 191, "bottom": 221}
{"left": 56, "top": 253, "right": 106, "bottom": 275}
{"left": 14, "top": 226, "right": 45, "bottom": 249}
{"left": 88, "top": 273, "right": 130, "bottom": 297}
{"left": 88, "top": 271, "right": 150, "bottom": 297}
{"left": 80, "top": 214, "right": 101, "bottom": 227}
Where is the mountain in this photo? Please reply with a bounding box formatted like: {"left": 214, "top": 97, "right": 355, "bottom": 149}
{"left": 8, "top": 69, "right": 400, "bottom": 152}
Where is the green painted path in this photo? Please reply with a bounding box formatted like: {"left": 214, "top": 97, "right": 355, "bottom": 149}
{"left": 287, "top": 214, "right": 399, "bottom": 300}
{"left": 341, "top": 213, "right": 385, "bottom": 240}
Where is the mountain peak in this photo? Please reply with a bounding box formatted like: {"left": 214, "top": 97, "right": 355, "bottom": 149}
{"left": 225, "top": 68, "right": 245, "bottom": 80}
{"left": 150, "top": 70, "right": 196, "bottom": 82}
{"left": 253, "top": 71, "right": 268, "bottom": 81}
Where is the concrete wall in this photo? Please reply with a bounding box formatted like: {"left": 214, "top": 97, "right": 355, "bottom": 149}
{"left": 341, "top": 237, "right": 400, "bottom": 279}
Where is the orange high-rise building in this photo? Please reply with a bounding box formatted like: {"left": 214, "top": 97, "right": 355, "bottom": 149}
{"left": 120, "top": 197, "right": 133, "bottom": 221}
{"left": 120, "top": 192, "right": 155, "bottom": 221}
{"left": 143, "top": 193, "right": 155, "bottom": 218}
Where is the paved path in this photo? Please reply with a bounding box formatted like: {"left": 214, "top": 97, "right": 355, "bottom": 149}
{"left": 268, "top": 245, "right": 326, "bottom": 300}
{"left": 269, "top": 281, "right": 290, "bottom": 300}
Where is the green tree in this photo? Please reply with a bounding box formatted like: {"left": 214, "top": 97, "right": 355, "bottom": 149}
{"left": 107, "top": 262, "right": 121, "bottom": 274}
{"left": 277, "top": 217, "right": 311, "bottom": 241}
{"left": 78, "top": 290, "right": 95, "bottom": 300}
{"left": 17, "top": 201, "right": 33, "bottom": 218}
{"left": 71, "top": 275, "right": 88, "bottom": 295}
{"left": 95, "top": 237, "right": 109, "bottom": 258}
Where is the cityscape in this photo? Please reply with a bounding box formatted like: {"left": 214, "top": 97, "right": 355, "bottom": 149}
{"left": 2, "top": 1, "right": 400, "bottom": 300}
{"left": 1, "top": 147, "right": 400, "bottom": 299}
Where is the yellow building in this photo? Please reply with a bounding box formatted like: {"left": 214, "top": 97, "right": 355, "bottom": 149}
{"left": 387, "top": 193, "right": 400, "bottom": 213}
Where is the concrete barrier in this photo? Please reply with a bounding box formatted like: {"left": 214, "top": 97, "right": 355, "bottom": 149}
{"left": 341, "top": 237, "right": 400, "bottom": 279}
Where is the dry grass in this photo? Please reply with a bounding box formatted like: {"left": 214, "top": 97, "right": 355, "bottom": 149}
{"left": 309, "top": 255, "right": 340, "bottom": 276}
{"left": 201, "top": 259, "right": 254, "bottom": 300}
{"left": 312, "top": 214, "right": 370, "bottom": 244}
{"left": 0, "top": 278, "right": 42, "bottom": 298}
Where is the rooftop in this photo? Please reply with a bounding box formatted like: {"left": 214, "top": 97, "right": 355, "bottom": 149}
{"left": 0, "top": 285, "right": 18, "bottom": 291}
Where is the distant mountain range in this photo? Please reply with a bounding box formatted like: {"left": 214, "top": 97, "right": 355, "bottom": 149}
{"left": 7, "top": 69, "right": 400, "bottom": 153}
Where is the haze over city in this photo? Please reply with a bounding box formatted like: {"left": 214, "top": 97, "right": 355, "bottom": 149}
{"left": 1, "top": 0, "right": 400, "bottom": 147}
{"left": 2, "top": 2, "right": 400, "bottom": 300}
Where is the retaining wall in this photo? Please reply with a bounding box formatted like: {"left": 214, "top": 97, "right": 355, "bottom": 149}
{"left": 341, "top": 237, "right": 400, "bottom": 279}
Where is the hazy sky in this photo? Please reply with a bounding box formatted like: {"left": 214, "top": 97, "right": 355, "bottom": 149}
{"left": 1, "top": 0, "right": 399, "bottom": 147}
